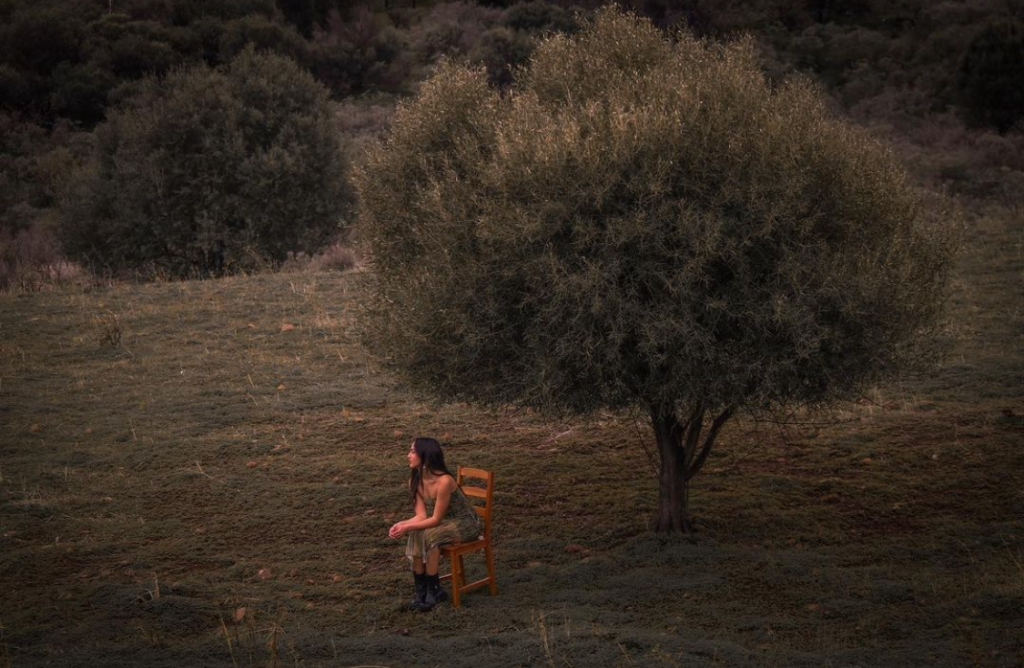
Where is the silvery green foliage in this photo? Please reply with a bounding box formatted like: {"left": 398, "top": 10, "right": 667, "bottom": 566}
{"left": 356, "top": 7, "right": 954, "bottom": 418}
{"left": 60, "top": 47, "right": 350, "bottom": 277}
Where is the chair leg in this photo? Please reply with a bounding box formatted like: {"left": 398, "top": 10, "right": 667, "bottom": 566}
{"left": 485, "top": 544, "right": 497, "bottom": 595}
{"left": 451, "top": 555, "right": 461, "bottom": 608}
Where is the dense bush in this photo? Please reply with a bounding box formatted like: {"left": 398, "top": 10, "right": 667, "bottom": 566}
{"left": 218, "top": 14, "right": 309, "bottom": 64}
{"left": 464, "top": 0, "right": 579, "bottom": 87}
{"left": 0, "top": 217, "right": 64, "bottom": 292}
{"left": 957, "top": 17, "right": 1024, "bottom": 133}
{"left": 1, "top": 115, "right": 83, "bottom": 229}
{"left": 0, "top": 113, "right": 75, "bottom": 291}
{"left": 275, "top": 0, "right": 339, "bottom": 37}
{"left": 59, "top": 49, "right": 352, "bottom": 278}
{"left": 310, "top": 8, "right": 408, "bottom": 96}
{"left": 408, "top": 2, "right": 502, "bottom": 61}
{"left": 501, "top": 0, "right": 579, "bottom": 34}
{"left": 471, "top": 26, "right": 534, "bottom": 87}
{"left": 0, "top": 0, "right": 311, "bottom": 127}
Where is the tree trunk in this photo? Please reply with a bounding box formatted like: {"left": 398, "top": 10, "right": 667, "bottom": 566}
{"left": 651, "top": 403, "right": 735, "bottom": 533}
{"left": 652, "top": 405, "right": 692, "bottom": 532}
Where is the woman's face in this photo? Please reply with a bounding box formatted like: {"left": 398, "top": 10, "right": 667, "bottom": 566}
{"left": 407, "top": 442, "right": 421, "bottom": 469}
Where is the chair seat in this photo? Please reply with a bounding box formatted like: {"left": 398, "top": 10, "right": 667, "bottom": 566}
{"left": 442, "top": 537, "right": 486, "bottom": 555}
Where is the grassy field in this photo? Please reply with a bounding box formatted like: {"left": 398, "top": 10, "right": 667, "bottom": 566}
{"left": 0, "top": 203, "right": 1021, "bottom": 667}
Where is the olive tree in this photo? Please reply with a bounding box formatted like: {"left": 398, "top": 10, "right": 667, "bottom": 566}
{"left": 355, "top": 8, "right": 955, "bottom": 531}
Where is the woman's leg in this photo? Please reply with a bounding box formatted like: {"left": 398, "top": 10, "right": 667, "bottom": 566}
{"left": 407, "top": 530, "right": 429, "bottom": 610}
{"left": 423, "top": 547, "right": 449, "bottom": 606}
{"left": 424, "top": 548, "right": 440, "bottom": 576}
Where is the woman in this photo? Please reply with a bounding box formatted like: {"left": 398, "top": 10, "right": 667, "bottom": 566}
{"left": 388, "top": 437, "right": 482, "bottom": 612}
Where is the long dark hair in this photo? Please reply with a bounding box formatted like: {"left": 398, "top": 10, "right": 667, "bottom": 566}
{"left": 408, "top": 437, "right": 455, "bottom": 505}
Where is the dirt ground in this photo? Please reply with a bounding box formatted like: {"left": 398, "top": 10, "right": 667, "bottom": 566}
{"left": 0, "top": 205, "right": 1021, "bottom": 667}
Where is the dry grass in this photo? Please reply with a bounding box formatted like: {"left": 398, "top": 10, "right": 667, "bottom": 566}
{"left": 0, "top": 203, "right": 1020, "bottom": 666}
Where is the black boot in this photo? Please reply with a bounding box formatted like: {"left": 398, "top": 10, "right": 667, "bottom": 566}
{"left": 426, "top": 573, "right": 449, "bottom": 605}
{"left": 416, "top": 573, "right": 440, "bottom": 612}
{"left": 408, "top": 572, "right": 427, "bottom": 611}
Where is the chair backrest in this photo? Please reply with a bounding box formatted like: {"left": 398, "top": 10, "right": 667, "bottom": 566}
{"left": 457, "top": 466, "right": 494, "bottom": 541}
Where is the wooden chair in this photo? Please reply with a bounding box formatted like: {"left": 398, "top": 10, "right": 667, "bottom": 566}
{"left": 440, "top": 466, "right": 497, "bottom": 608}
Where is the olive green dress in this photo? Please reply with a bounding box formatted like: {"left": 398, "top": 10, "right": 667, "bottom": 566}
{"left": 405, "top": 484, "right": 482, "bottom": 560}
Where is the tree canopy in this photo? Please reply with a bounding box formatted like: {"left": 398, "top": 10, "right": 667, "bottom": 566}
{"left": 357, "top": 8, "right": 952, "bottom": 408}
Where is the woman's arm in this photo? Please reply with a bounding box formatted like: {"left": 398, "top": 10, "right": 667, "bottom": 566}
{"left": 388, "top": 476, "right": 456, "bottom": 538}
{"left": 388, "top": 482, "right": 428, "bottom": 538}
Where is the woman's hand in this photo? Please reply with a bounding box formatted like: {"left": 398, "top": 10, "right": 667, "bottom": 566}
{"left": 388, "top": 521, "right": 407, "bottom": 539}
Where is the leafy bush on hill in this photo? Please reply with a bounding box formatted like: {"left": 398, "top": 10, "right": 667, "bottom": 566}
{"left": 59, "top": 48, "right": 352, "bottom": 278}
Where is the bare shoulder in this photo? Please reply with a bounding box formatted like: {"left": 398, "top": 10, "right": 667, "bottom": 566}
{"left": 441, "top": 474, "right": 458, "bottom": 493}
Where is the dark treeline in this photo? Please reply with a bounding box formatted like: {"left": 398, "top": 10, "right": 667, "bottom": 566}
{"left": 0, "top": 0, "right": 576, "bottom": 128}
{"left": 3, "top": 0, "right": 1022, "bottom": 128}
{"left": 1, "top": 0, "right": 1022, "bottom": 285}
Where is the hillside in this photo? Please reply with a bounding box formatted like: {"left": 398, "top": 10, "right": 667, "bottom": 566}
{"left": 0, "top": 202, "right": 1020, "bottom": 665}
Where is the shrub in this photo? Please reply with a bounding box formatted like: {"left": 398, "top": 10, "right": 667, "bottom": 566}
{"left": 501, "top": 1, "right": 579, "bottom": 35}
{"left": 408, "top": 2, "right": 502, "bottom": 62}
{"left": 2, "top": 5, "right": 88, "bottom": 75}
{"left": 48, "top": 62, "right": 119, "bottom": 125}
{"left": 957, "top": 17, "right": 1024, "bottom": 133}
{"left": 59, "top": 48, "right": 352, "bottom": 278}
{"left": 0, "top": 114, "right": 83, "bottom": 235}
{"left": 0, "top": 217, "right": 63, "bottom": 292}
{"left": 310, "top": 8, "right": 407, "bottom": 97}
{"left": 102, "top": 25, "right": 180, "bottom": 78}
{"left": 311, "top": 243, "right": 358, "bottom": 272}
{"left": 218, "top": 14, "right": 309, "bottom": 64}
{"left": 169, "top": 0, "right": 279, "bottom": 23}
{"left": 334, "top": 96, "right": 396, "bottom": 159}
{"left": 471, "top": 27, "right": 535, "bottom": 88}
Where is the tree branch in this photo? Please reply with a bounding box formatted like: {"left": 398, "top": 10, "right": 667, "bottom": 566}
{"left": 680, "top": 403, "right": 706, "bottom": 472}
{"left": 685, "top": 406, "right": 735, "bottom": 482}
{"left": 630, "top": 406, "right": 661, "bottom": 479}
{"left": 681, "top": 402, "right": 705, "bottom": 434}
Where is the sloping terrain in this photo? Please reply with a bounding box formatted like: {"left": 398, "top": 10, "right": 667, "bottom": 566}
{"left": 0, "top": 208, "right": 1021, "bottom": 667}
